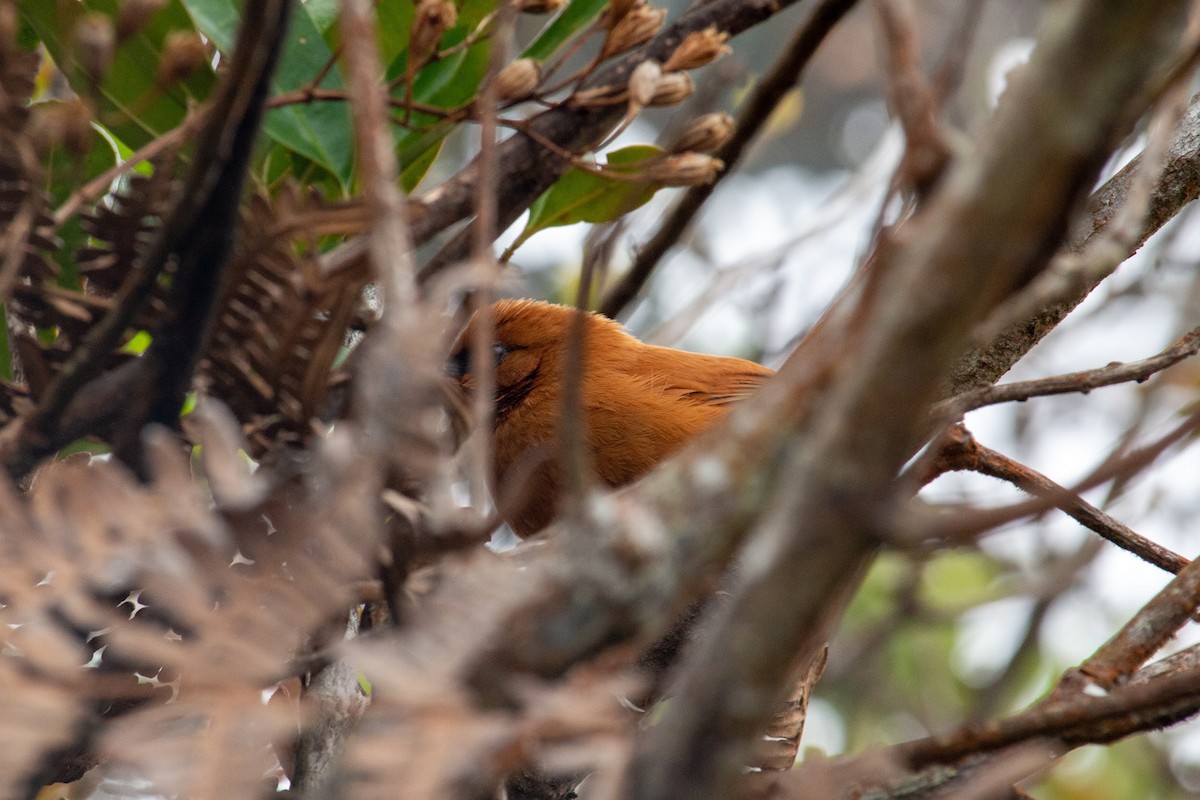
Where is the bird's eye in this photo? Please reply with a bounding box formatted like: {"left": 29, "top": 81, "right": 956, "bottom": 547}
{"left": 493, "top": 342, "right": 509, "bottom": 366}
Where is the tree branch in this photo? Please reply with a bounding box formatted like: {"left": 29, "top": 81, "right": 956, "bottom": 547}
{"left": 949, "top": 89, "right": 1200, "bottom": 395}
{"left": 624, "top": 2, "right": 1191, "bottom": 798}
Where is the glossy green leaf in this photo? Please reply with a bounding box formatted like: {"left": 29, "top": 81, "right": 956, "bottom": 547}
{"left": 400, "top": 137, "right": 444, "bottom": 192}
{"left": 375, "top": 0, "right": 416, "bottom": 67}
{"left": 302, "top": 0, "right": 339, "bottom": 34}
{"left": 510, "top": 145, "right": 664, "bottom": 253}
{"left": 19, "top": 0, "right": 217, "bottom": 149}
{"left": 388, "top": 27, "right": 491, "bottom": 188}
{"left": 181, "top": 0, "right": 354, "bottom": 190}
{"left": 522, "top": 0, "right": 608, "bottom": 62}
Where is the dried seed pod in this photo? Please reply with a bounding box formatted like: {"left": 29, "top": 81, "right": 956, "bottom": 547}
{"left": 663, "top": 25, "right": 730, "bottom": 72}
{"left": 648, "top": 72, "right": 693, "bottom": 106}
{"left": 670, "top": 112, "right": 735, "bottom": 154}
{"left": 72, "top": 13, "right": 115, "bottom": 90}
{"left": 116, "top": 0, "right": 168, "bottom": 42}
{"left": 410, "top": 0, "right": 458, "bottom": 69}
{"left": 626, "top": 60, "right": 662, "bottom": 109}
{"left": 28, "top": 98, "right": 94, "bottom": 158}
{"left": 600, "top": 4, "right": 665, "bottom": 59}
{"left": 495, "top": 58, "right": 541, "bottom": 102}
{"left": 519, "top": 0, "right": 565, "bottom": 13}
{"left": 605, "top": 0, "right": 642, "bottom": 29}
{"left": 156, "top": 30, "right": 207, "bottom": 88}
{"left": 644, "top": 152, "right": 724, "bottom": 186}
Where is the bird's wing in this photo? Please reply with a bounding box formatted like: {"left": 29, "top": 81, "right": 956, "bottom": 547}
{"left": 634, "top": 344, "right": 773, "bottom": 408}
{"left": 668, "top": 368, "right": 772, "bottom": 408}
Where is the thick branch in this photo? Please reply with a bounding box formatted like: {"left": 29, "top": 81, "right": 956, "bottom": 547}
{"left": 949, "top": 90, "right": 1200, "bottom": 394}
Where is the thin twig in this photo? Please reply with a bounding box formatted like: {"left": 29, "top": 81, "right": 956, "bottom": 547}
{"left": 872, "top": 0, "right": 950, "bottom": 196}
{"left": 926, "top": 426, "right": 1189, "bottom": 576}
{"left": 899, "top": 660, "right": 1200, "bottom": 768}
{"left": 929, "top": 0, "right": 986, "bottom": 103}
{"left": 922, "top": 409, "right": 1200, "bottom": 543}
{"left": 938, "top": 325, "right": 1200, "bottom": 417}
{"left": 463, "top": 3, "right": 518, "bottom": 513}
{"left": 1074, "top": 545, "right": 1200, "bottom": 689}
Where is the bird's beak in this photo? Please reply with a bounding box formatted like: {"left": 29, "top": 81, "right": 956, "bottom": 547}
{"left": 446, "top": 347, "right": 469, "bottom": 380}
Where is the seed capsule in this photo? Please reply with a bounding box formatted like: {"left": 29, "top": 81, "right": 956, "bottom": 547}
{"left": 644, "top": 152, "right": 724, "bottom": 186}
{"left": 670, "top": 112, "right": 735, "bottom": 154}
{"left": 648, "top": 72, "right": 694, "bottom": 106}
{"left": 663, "top": 26, "right": 730, "bottom": 72}
{"left": 601, "top": 4, "right": 665, "bottom": 59}
{"left": 495, "top": 58, "right": 541, "bottom": 102}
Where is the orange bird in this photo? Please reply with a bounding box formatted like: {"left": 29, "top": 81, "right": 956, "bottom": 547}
{"left": 450, "top": 299, "right": 774, "bottom": 537}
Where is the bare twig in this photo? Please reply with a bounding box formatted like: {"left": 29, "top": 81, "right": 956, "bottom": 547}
{"left": 872, "top": 0, "right": 951, "bottom": 196}
{"left": 898, "top": 635, "right": 1200, "bottom": 770}
{"left": 1074, "top": 548, "right": 1200, "bottom": 689}
{"left": 951, "top": 86, "right": 1200, "bottom": 394}
{"left": 937, "top": 325, "right": 1200, "bottom": 417}
{"left": 925, "top": 425, "right": 1189, "bottom": 576}
{"left": 929, "top": 0, "right": 986, "bottom": 103}
{"left": 926, "top": 408, "right": 1200, "bottom": 543}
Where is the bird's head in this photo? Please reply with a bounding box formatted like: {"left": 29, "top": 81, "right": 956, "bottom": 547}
{"left": 448, "top": 299, "right": 615, "bottom": 423}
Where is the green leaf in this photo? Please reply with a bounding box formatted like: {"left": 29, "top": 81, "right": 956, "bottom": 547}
{"left": 120, "top": 330, "right": 153, "bottom": 355}
{"left": 400, "top": 137, "right": 444, "bottom": 192}
{"left": 388, "top": 27, "right": 491, "bottom": 189}
{"left": 510, "top": 145, "right": 664, "bottom": 253}
{"left": 0, "top": 305, "right": 11, "bottom": 382}
{"left": 19, "top": 0, "right": 218, "bottom": 149}
{"left": 375, "top": 0, "right": 416, "bottom": 67}
{"left": 302, "top": 0, "right": 340, "bottom": 34}
{"left": 920, "top": 551, "right": 1001, "bottom": 612}
{"left": 57, "top": 439, "right": 113, "bottom": 458}
{"left": 181, "top": 0, "right": 354, "bottom": 190}
{"left": 522, "top": 0, "right": 608, "bottom": 62}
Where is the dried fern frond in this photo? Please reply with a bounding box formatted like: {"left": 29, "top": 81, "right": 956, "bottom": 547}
{"left": 201, "top": 182, "right": 370, "bottom": 457}
{"left": 75, "top": 162, "right": 179, "bottom": 298}
{"left": 0, "top": 406, "right": 381, "bottom": 791}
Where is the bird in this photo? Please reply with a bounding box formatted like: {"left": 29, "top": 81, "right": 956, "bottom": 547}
{"left": 449, "top": 299, "right": 774, "bottom": 537}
